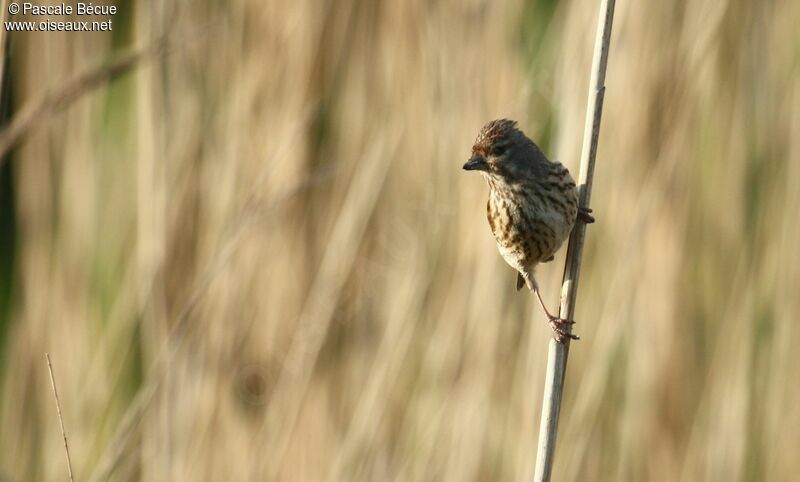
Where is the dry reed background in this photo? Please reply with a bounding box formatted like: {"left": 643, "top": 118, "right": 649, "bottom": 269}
{"left": 0, "top": 0, "right": 799, "bottom": 480}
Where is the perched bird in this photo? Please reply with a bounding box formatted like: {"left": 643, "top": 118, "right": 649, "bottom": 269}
{"left": 463, "top": 119, "right": 593, "bottom": 341}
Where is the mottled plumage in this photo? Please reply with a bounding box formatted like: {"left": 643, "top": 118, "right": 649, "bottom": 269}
{"left": 463, "top": 119, "right": 593, "bottom": 341}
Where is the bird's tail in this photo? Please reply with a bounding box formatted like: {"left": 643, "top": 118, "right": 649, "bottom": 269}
{"left": 517, "top": 272, "right": 536, "bottom": 291}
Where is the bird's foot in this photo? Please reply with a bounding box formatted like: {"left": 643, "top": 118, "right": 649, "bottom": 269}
{"left": 548, "top": 316, "right": 580, "bottom": 343}
{"left": 578, "top": 207, "right": 595, "bottom": 224}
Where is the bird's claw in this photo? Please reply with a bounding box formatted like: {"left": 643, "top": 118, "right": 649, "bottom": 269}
{"left": 578, "top": 208, "right": 595, "bottom": 223}
{"left": 578, "top": 207, "right": 595, "bottom": 224}
{"left": 548, "top": 316, "right": 579, "bottom": 342}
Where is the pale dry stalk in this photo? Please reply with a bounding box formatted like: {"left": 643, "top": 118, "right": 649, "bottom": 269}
{"left": 46, "top": 353, "right": 76, "bottom": 482}
{"left": 532, "top": 0, "right": 616, "bottom": 481}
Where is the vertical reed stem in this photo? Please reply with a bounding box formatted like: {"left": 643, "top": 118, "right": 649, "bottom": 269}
{"left": 532, "top": 1, "right": 616, "bottom": 480}
{"left": 46, "top": 353, "right": 75, "bottom": 482}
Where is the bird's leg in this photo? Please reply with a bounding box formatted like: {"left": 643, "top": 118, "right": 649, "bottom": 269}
{"left": 578, "top": 206, "right": 595, "bottom": 224}
{"left": 529, "top": 276, "right": 579, "bottom": 342}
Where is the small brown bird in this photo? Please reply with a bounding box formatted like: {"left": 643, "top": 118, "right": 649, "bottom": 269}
{"left": 463, "top": 119, "right": 593, "bottom": 341}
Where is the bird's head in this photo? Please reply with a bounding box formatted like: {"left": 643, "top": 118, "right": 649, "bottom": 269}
{"left": 463, "top": 119, "right": 539, "bottom": 181}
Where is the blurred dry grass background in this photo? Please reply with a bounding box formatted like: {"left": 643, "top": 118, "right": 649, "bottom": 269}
{"left": 1, "top": 0, "right": 799, "bottom": 480}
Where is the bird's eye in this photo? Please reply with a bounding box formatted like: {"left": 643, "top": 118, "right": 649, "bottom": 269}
{"left": 491, "top": 145, "right": 507, "bottom": 157}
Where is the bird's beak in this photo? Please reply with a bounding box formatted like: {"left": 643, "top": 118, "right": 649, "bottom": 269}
{"left": 463, "top": 154, "right": 488, "bottom": 172}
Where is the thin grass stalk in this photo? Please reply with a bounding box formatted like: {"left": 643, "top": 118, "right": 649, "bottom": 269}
{"left": 532, "top": 0, "right": 616, "bottom": 480}
{"left": 46, "top": 353, "right": 75, "bottom": 482}
{"left": 0, "top": 47, "right": 152, "bottom": 162}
